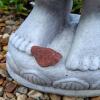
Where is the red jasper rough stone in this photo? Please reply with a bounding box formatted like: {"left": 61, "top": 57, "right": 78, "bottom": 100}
{"left": 31, "top": 46, "right": 62, "bottom": 67}
{"left": 5, "top": 82, "right": 17, "bottom": 93}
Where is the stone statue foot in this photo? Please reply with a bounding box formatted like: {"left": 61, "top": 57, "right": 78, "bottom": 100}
{"left": 6, "top": 0, "right": 100, "bottom": 97}
{"left": 66, "top": 0, "right": 100, "bottom": 71}
{"left": 7, "top": 24, "right": 100, "bottom": 96}
{"left": 66, "top": 19, "right": 100, "bottom": 70}
{"left": 7, "top": 13, "right": 85, "bottom": 96}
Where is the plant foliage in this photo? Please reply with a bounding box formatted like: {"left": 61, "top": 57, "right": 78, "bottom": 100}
{"left": 0, "top": 0, "right": 30, "bottom": 15}
{"left": 0, "top": 0, "right": 82, "bottom": 15}
{"left": 73, "top": 0, "right": 82, "bottom": 13}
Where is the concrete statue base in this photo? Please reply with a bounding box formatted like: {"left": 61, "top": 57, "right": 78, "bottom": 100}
{"left": 6, "top": 0, "right": 100, "bottom": 97}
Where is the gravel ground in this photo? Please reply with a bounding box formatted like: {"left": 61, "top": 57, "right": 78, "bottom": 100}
{"left": 0, "top": 13, "right": 99, "bottom": 100}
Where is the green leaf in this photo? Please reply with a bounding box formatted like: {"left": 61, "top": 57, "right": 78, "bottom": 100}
{"left": 0, "top": 0, "right": 4, "bottom": 7}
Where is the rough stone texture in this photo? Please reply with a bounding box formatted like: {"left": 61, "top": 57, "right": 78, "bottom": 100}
{"left": 5, "top": 92, "right": 15, "bottom": 99}
{"left": 28, "top": 90, "right": 43, "bottom": 99}
{"left": 11, "top": 98, "right": 16, "bottom": 100}
{"left": 5, "top": 82, "right": 17, "bottom": 93}
{"left": 31, "top": 46, "right": 62, "bottom": 67}
{"left": 0, "top": 74, "right": 6, "bottom": 85}
{"left": 17, "top": 94, "right": 27, "bottom": 100}
{"left": 77, "top": 98, "right": 84, "bottom": 100}
{"left": 63, "top": 97, "right": 85, "bottom": 100}
{"left": 5, "top": 20, "right": 15, "bottom": 25}
{"left": 27, "top": 97, "right": 33, "bottom": 100}
{"left": 0, "top": 87, "right": 4, "bottom": 97}
{"left": 0, "top": 69, "right": 7, "bottom": 77}
{"left": 1, "top": 33, "right": 9, "bottom": 46}
{"left": 49, "top": 94, "right": 61, "bottom": 100}
{"left": 0, "top": 63, "right": 6, "bottom": 70}
{"left": 27, "top": 90, "right": 35, "bottom": 97}
{"left": 0, "top": 97, "right": 5, "bottom": 100}
{"left": 16, "top": 86, "right": 28, "bottom": 94}
{"left": 91, "top": 97, "right": 100, "bottom": 100}
{"left": 43, "top": 94, "right": 50, "bottom": 100}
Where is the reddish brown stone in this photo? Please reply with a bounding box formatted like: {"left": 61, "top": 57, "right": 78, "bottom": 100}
{"left": 5, "top": 82, "right": 17, "bottom": 93}
{"left": 31, "top": 46, "right": 62, "bottom": 67}
{"left": 0, "top": 79, "right": 4, "bottom": 85}
{"left": 27, "top": 97, "right": 34, "bottom": 100}
{"left": 2, "top": 80, "right": 8, "bottom": 87}
{"left": 0, "top": 63, "right": 6, "bottom": 70}
{"left": 0, "top": 74, "right": 6, "bottom": 85}
{"left": 91, "top": 97, "right": 100, "bottom": 100}
{"left": 5, "top": 92, "right": 15, "bottom": 99}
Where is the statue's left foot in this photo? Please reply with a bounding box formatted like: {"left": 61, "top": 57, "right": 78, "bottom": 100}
{"left": 31, "top": 46, "right": 62, "bottom": 67}
{"left": 66, "top": 0, "right": 100, "bottom": 71}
